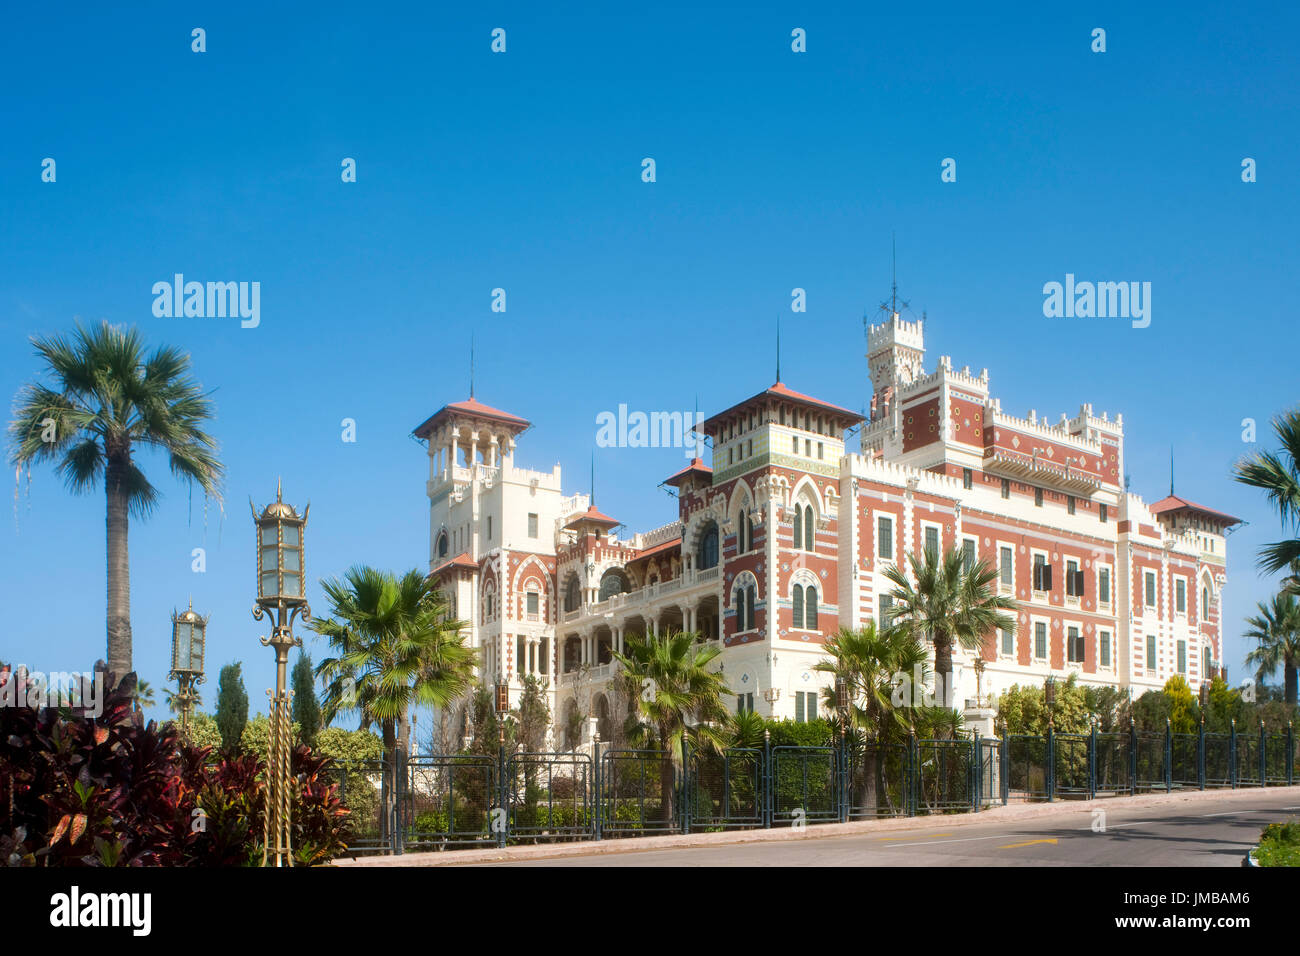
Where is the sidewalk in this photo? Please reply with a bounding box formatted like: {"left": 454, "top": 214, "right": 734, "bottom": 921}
{"left": 332, "top": 784, "right": 1300, "bottom": 866}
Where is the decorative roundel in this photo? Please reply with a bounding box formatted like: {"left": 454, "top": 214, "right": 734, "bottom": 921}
{"left": 1085, "top": 602, "right": 1091, "bottom": 610}
{"left": 863, "top": 507, "right": 870, "bottom": 516}
{"left": 1085, "top": 623, "right": 1093, "bottom": 633}
{"left": 800, "top": 671, "right": 812, "bottom": 683}
{"left": 820, "top": 569, "right": 828, "bottom": 578}
{"left": 800, "top": 634, "right": 810, "bottom": 641}
{"left": 907, "top": 416, "right": 914, "bottom": 425}
{"left": 1019, "top": 545, "right": 1027, "bottom": 554}
{"left": 1019, "top": 612, "right": 1028, "bottom": 622}
{"left": 1019, "top": 589, "right": 1026, "bottom": 598}
{"left": 929, "top": 408, "right": 936, "bottom": 417}
{"left": 1052, "top": 552, "right": 1059, "bottom": 560}
{"left": 779, "top": 628, "right": 787, "bottom": 637}
{"left": 1085, "top": 560, "right": 1091, "bottom": 568}
{"left": 1053, "top": 620, "right": 1061, "bottom": 629}
{"left": 907, "top": 433, "right": 914, "bottom": 441}
{"left": 964, "top": 419, "right": 971, "bottom": 428}
{"left": 782, "top": 563, "right": 789, "bottom": 572}
{"left": 740, "top": 672, "right": 751, "bottom": 685}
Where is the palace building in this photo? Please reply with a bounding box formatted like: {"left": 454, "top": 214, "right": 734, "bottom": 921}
{"left": 413, "top": 312, "right": 1236, "bottom": 748}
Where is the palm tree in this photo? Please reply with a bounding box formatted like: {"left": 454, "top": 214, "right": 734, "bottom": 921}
{"left": 1244, "top": 592, "right": 1300, "bottom": 705}
{"left": 883, "top": 547, "right": 1017, "bottom": 723}
{"left": 312, "top": 566, "right": 476, "bottom": 839}
{"left": 130, "top": 678, "right": 155, "bottom": 717}
{"left": 1236, "top": 409, "right": 1300, "bottom": 590}
{"left": 8, "top": 322, "right": 223, "bottom": 680}
{"left": 612, "top": 630, "right": 732, "bottom": 821}
{"left": 815, "top": 622, "right": 932, "bottom": 813}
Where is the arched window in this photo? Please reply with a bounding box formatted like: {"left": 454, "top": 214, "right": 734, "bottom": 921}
{"left": 437, "top": 531, "right": 448, "bottom": 558}
{"left": 803, "top": 504, "right": 814, "bottom": 551}
{"left": 599, "top": 569, "right": 630, "bottom": 601}
{"left": 1202, "top": 586, "right": 1210, "bottom": 618}
{"left": 697, "top": 521, "right": 719, "bottom": 570}
{"left": 792, "top": 507, "right": 802, "bottom": 551}
{"left": 734, "top": 580, "right": 756, "bottom": 632}
{"left": 806, "top": 586, "right": 818, "bottom": 629}
{"left": 736, "top": 506, "right": 754, "bottom": 554}
{"left": 792, "top": 584, "right": 804, "bottom": 628}
{"left": 564, "top": 575, "right": 581, "bottom": 613}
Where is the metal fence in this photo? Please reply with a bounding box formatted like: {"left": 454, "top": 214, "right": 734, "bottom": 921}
{"left": 332, "top": 725, "right": 1298, "bottom": 855}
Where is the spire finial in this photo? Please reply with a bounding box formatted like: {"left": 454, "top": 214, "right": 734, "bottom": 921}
{"left": 776, "top": 315, "right": 781, "bottom": 383}
{"left": 590, "top": 451, "right": 595, "bottom": 505}
{"left": 470, "top": 332, "right": 475, "bottom": 399}
{"left": 1170, "top": 445, "right": 1175, "bottom": 497}
{"left": 891, "top": 231, "right": 897, "bottom": 316}
{"left": 277, "top": 475, "right": 282, "bottom": 501}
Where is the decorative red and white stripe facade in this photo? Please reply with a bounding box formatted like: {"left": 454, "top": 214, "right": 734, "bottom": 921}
{"left": 415, "top": 316, "right": 1236, "bottom": 745}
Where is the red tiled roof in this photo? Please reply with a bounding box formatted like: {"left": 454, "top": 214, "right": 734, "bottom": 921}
{"left": 431, "top": 552, "right": 478, "bottom": 575}
{"left": 702, "top": 382, "right": 864, "bottom": 434}
{"left": 413, "top": 397, "right": 530, "bottom": 439}
{"left": 1149, "top": 495, "right": 1240, "bottom": 526}
{"left": 627, "top": 537, "right": 682, "bottom": 562}
{"left": 664, "top": 458, "right": 712, "bottom": 486}
{"left": 564, "top": 505, "right": 621, "bottom": 530}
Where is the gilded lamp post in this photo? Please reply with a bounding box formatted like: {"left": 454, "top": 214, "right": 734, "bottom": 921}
{"left": 169, "top": 601, "right": 207, "bottom": 739}
{"left": 251, "top": 481, "right": 311, "bottom": 867}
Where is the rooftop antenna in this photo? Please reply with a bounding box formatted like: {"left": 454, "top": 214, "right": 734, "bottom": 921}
{"left": 590, "top": 451, "right": 595, "bottom": 506}
{"left": 891, "top": 232, "right": 897, "bottom": 316}
{"left": 776, "top": 315, "right": 781, "bottom": 383}
{"left": 469, "top": 333, "right": 475, "bottom": 399}
{"left": 1170, "top": 446, "right": 1175, "bottom": 497}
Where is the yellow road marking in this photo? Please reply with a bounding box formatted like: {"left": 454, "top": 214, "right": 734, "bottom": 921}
{"left": 998, "top": 838, "right": 1058, "bottom": 849}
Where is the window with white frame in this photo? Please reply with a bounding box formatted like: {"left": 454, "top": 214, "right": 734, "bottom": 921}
{"left": 1067, "top": 625, "right": 1084, "bottom": 664}
{"left": 999, "top": 545, "right": 1014, "bottom": 591}
{"left": 1144, "top": 570, "right": 1157, "bottom": 609}
{"left": 794, "top": 690, "right": 818, "bottom": 723}
{"left": 877, "top": 515, "right": 894, "bottom": 561}
{"left": 877, "top": 594, "right": 894, "bottom": 632}
{"left": 1177, "top": 639, "right": 1187, "bottom": 674}
{"left": 1032, "top": 552, "right": 1052, "bottom": 593}
{"left": 792, "top": 582, "right": 819, "bottom": 630}
{"left": 526, "top": 591, "right": 540, "bottom": 620}
{"left": 1099, "top": 630, "right": 1112, "bottom": 669}
{"left": 1098, "top": 566, "right": 1112, "bottom": 607}
{"left": 962, "top": 538, "right": 976, "bottom": 573}
{"left": 923, "top": 524, "right": 940, "bottom": 560}
{"left": 1146, "top": 633, "right": 1157, "bottom": 672}
{"left": 1175, "top": 578, "right": 1187, "bottom": 615}
{"left": 1034, "top": 621, "right": 1048, "bottom": 660}
{"left": 527, "top": 513, "right": 538, "bottom": 538}
{"left": 1001, "top": 624, "right": 1015, "bottom": 657}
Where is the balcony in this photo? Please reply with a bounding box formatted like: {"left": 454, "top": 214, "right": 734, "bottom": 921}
{"left": 982, "top": 448, "right": 1101, "bottom": 495}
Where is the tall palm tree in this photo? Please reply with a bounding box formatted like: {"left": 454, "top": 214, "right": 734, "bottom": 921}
{"left": 612, "top": 630, "right": 731, "bottom": 821}
{"left": 9, "top": 322, "right": 223, "bottom": 680}
{"left": 1244, "top": 592, "right": 1300, "bottom": 705}
{"left": 1236, "top": 409, "right": 1300, "bottom": 590}
{"left": 883, "top": 547, "right": 1017, "bottom": 722}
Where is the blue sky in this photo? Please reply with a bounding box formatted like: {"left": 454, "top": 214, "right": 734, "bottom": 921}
{"left": 2, "top": 2, "right": 1297, "bottom": 725}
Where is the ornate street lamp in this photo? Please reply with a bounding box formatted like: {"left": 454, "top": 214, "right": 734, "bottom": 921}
{"left": 169, "top": 601, "right": 207, "bottom": 739}
{"left": 1044, "top": 676, "right": 1056, "bottom": 732}
{"left": 251, "top": 480, "right": 311, "bottom": 867}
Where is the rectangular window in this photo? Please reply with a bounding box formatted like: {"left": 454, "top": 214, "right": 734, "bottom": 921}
{"left": 877, "top": 516, "right": 893, "bottom": 560}
{"left": 795, "top": 692, "right": 804, "bottom": 723}
{"left": 1034, "top": 621, "right": 1047, "bottom": 660}
{"left": 1203, "top": 645, "right": 1209, "bottom": 676}
{"left": 747, "top": 439, "right": 753, "bottom": 457}
{"left": 962, "top": 468, "right": 973, "bottom": 490}
{"left": 792, "top": 436, "right": 799, "bottom": 454}
{"left": 805, "top": 691, "right": 817, "bottom": 721}
{"left": 1099, "top": 567, "right": 1111, "bottom": 605}
{"left": 1175, "top": 579, "right": 1187, "bottom": 614}
{"left": 795, "top": 691, "right": 818, "bottom": 723}
{"left": 1146, "top": 634, "right": 1157, "bottom": 672}
{"left": 877, "top": 594, "right": 894, "bottom": 631}
{"left": 1032, "top": 554, "right": 1052, "bottom": 592}
{"left": 962, "top": 538, "right": 976, "bottom": 573}
{"left": 1067, "top": 626, "right": 1083, "bottom": 663}
{"left": 528, "top": 513, "right": 538, "bottom": 538}
{"left": 487, "top": 516, "right": 493, "bottom": 540}
{"left": 817, "top": 442, "right": 824, "bottom": 460}
{"left": 526, "top": 592, "right": 539, "bottom": 618}
{"left": 1144, "top": 571, "right": 1157, "bottom": 609}
{"left": 924, "top": 526, "right": 940, "bottom": 559}
{"left": 1001, "top": 626, "right": 1015, "bottom": 656}
{"left": 737, "top": 693, "right": 754, "bottom": 715}
{"left": 1177, "top": 640, "right": 1187, "bottom": 674}
{"left": 1067, "top": 495, "right": 1076, "bottom": 515}
{"left": 1099, "top": 631, "right": 1111, "bottom": 668}
{"left": 1066, "top": 560, "right": 1083, "bottom": 597}
{"left": 1000, "top": 546, "right": 1013, "bottom": 587}
{"left": 1001, "top": 478, "right": 1010, "bottom": 499}
{"left": 1100, "top": 503, "right": 1108, "bottom": 523}
{"left": 517, "top": 636, "right": 525, "bottom": 673}
{"left": 1034, "top": 487, "right": 1043, "bottom": 507}
{"left": 805, "top": 439, "right": 811, "bottom": 457}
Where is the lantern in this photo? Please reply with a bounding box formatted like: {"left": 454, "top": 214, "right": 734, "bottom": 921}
{"left": 253, "top": 481, "right": 308, "bottom": 605}
{"left": 170, "top": 603, "right": 208, "bottom": 676}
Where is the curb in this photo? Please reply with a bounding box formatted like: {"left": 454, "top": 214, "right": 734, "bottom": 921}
{"left": 331, "top": 783, "right": 1300, "bottom": 867}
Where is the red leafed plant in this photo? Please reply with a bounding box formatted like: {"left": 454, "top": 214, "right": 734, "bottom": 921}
{"left": 1, "top": 668, "right": 350, "bottom": 866}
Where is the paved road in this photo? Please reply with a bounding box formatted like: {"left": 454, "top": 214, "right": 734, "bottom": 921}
{"left": 480, "top": 792, "right": 1300, "bottom": 866}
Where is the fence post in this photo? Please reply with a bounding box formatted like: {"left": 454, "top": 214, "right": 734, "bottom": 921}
{"left": 681, "top": 736, "right": 691, "bottom": 835}
{"left": 972, "top": 730, "right": 982, "bottom": 814}
{"left": 1129, "top": 722, "right": 1137, "bottom": 796}
{"left": 908, "top": 731, "right": 918, "bottom": 817}
{"left": 593, "top": 734, "right": 602, "bottom": 842}
{"left": 1088, "top": 721, "right": 1097, "bottom": 800}
{"left": 1290, "top": 722, "right": 1295, "bottom": 787}
{"left": 1230, "top": 719, "right": 1237, "bottom": 789}
{"left": 1165, "top": 720, "right": 1174, "bottom": 792}
{"left": 497, "top": 741, "right": 507, "bottom": 848}
{"left": 838, "top": 730, "right": 849, "bottom": 823}
{"left": 1046, "top": 726, "right": 1055, "bottom": 803}
{"left": 763, "top": 729, "right": 772, "bottom": 829}
{"left": 1000, "top": 734, "right": 1009, "bottom": 806}
{"left": 393, "top": 745, "right": 406, "bottom": 856}
{"left": 1253, "top": 723, "right": 1263, "bottom": 790}
{"left": 1198, "top": 719, "right": 1206, "bottom": 791}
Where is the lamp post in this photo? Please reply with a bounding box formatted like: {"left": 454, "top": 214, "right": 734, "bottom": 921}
{"left": 1044, "top": 676, "right": 1056, "bottom": 731}
{"left": 169, "top": 601, "right": 207, "bottom": 739}
{"left": 251, "top": 480, "right": 311, "bottom": 868}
